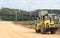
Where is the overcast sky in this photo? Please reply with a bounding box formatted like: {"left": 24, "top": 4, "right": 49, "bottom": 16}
{"left": 0, "top": 0, "right": 60, "bottom": 11}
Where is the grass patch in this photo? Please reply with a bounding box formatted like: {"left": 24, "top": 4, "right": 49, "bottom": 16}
{"left": 21, "top": 20, "right": 40, "bottom": 25}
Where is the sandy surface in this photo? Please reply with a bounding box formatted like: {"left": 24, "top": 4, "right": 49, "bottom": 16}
{"left": 0, "top": 21, "right": 60, "bottom": 38}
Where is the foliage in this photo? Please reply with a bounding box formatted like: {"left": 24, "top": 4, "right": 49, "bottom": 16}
{"left": 0, "top": 8, "right": 35, "bottom": 21}
{"left": 0, "top": 8, "right": 60, "bottom": 21}
{"left": 20, "top": 20, "right": 40, "bottom": 25}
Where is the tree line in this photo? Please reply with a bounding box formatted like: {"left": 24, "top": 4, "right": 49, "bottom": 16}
{"left": 0, "top": 8, "right": 60, "bottom": 21}
{"left": 0, "top": 8, "right": 37, "bottom": 21}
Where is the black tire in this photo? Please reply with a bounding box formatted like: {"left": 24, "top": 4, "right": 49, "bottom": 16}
{"left": 50, "top": 31, "right": 56, "bottom": 34}
{"left": 40, "top": 25, "right": 46, "bottom": 34}
{"left": 35, "top": 30, "right": 41, "bottom": 33}
{"left": 41, "top": 29, "right": 46, "bottom": 34}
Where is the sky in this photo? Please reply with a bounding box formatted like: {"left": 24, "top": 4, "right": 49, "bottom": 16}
{"left": 0, "top": 0, "right": 60, "bottom": 11}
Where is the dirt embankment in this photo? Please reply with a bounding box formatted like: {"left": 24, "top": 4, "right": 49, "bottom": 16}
{"left": 12, "top": 21, "right": 34, "bottom": 29}
{"left": 13, "top": 21, "right": 60, "bottom": 32}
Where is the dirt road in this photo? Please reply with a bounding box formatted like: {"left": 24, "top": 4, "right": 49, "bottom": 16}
{"left": 0, "top": 21, "right": 60, "bottom": 38}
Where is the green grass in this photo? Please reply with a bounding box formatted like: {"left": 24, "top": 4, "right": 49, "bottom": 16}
{"left": 21, "top": 20, "right": 40, "bottom": 25}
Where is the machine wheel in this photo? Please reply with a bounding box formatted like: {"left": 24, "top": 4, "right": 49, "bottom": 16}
{"left": 50, "top": 31, "right": 56, "bottom": 34}
{"left": 41, "top": 26, "right": 46, "bottom": 34}
{"left": 41, "top": 29, "right": 46, "bottom": 34}
{"left": 35, "top": 30, "right": 41, "bottom": 33}
{"left": 40, "top": 25, "right": 46, "bottom": 34}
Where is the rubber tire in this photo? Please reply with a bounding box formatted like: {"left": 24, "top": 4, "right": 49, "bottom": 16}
{"left": 35, "top": 30, "right": 41, "bottom": 33}
{"left": 50, "top": 31, "right": 56, "bottom": 34}
{"left": 40, "top": 25, "right": 46, "bottom": 34}
{"left": 41, "top": 29, "right": 46, "bottom": 34}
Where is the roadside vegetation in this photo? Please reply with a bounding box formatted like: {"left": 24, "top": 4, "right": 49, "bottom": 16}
{"left": 20, "top": 20, "right": 40, "bottom": 25}
{"left": 0, "top": 8, "right": 60, "bottom": 21}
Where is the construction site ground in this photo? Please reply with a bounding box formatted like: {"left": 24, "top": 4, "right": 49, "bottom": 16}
{"left": 0, "top": 21, "right": 60, "bottom": 38}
